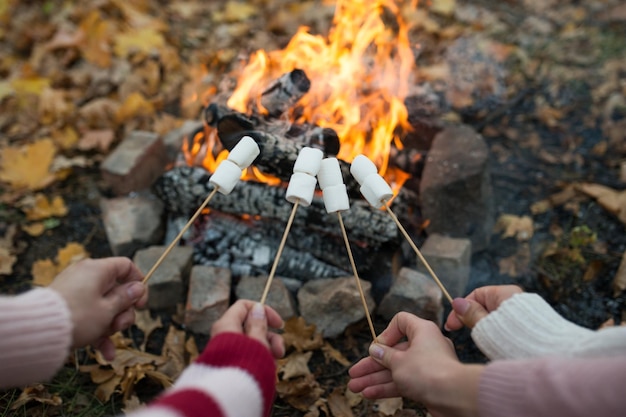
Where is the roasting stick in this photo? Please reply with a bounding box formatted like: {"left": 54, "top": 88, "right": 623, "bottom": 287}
{"left": 383, "top": 201, "right": 453, "bottom": 304}
{"left": 261, "top": 147, "right": 323, "bottom": 304}
{"left": 143, "top": 136, "right": 261, "bottom": 284}
{"left": 260, "top": 199, "right": 299, "bottom": 305}
{"left": 350, "top": 154, "right": 454, "bottom": 304}
{"left": 337, "top": 212, "right": 378, "bottom": 342}
{"left": 142, "top": 187, "right": 219, "bottom": 284}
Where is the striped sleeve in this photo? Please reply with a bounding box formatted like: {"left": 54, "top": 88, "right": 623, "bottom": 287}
{"left": 128, "top": 332, "right": 276, "bottom": 417}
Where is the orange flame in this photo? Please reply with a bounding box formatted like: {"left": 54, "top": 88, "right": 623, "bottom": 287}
{"left": 190, "top": 0, "right": 418, "bottom": 192}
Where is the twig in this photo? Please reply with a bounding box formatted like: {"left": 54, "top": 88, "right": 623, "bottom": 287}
{"left": 383, "top": 202, "right": 454, "bottom": 304}
{"left": 260, "top": 199, "right": 300, "bottom": 304}
{"left": 142, "top": 187, "right": 219, "bottom": 284}
{"left": 338, "top": 212, "right": 378, "bottom": 343}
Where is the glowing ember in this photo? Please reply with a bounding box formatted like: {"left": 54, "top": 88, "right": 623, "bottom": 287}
{"left": 189, "top": 0, "right": 418, "bottom": 190}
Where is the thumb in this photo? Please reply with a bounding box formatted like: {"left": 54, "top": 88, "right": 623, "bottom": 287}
{"left": 452, "top": 297, "right": 489, "bottom": 328}
{"left": 106, "top": 281, "right": 145, "bottom": 314}
{"left": 245, "top": 303, "right": 269, "bottom": 347}
{"left": 368, "top": 343, "right": 395, "bottom": 368}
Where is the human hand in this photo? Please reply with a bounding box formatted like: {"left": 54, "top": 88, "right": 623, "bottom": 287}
{"left": 348, "top": 312, "right": 483, "bottom": 417}
{"left": 445, "top": 285, "right": 523, "bottom": 331}
{"left": 211, "top": 299, "right": 285, "bottom": 359}
{"left": 49, "top": 257, "right": 148, "bottom": 360}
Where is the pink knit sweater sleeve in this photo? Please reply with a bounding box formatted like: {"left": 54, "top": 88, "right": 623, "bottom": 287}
{"left": 0, "top": 288, "right": 72, "bottom": 389}
{"left": 479, "top": 356, "right": 626, "bottom": 417}
{"left": 127, "top": 332, "right": 277, "bottom": 417}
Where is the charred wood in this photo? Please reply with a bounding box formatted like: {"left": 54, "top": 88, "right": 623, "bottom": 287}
{"left": 153, "top": 166, "right": 400, "bottom": 245}
{"left": 260, "top": 68, "right": 311, "bottom": 117}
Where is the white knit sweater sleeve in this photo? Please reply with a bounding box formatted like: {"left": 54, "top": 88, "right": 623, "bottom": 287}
{"left": 471, "top": 293, "right": 626, "bottom": 360}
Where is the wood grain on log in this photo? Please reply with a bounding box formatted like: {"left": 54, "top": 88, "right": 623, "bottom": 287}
{"left": 153, "top": 166, "right": 399, "bottom": 245}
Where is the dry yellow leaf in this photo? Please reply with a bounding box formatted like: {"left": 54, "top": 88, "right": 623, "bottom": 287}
{"left": 327, "top": 387, "right": 354, "bottom": 417}
{"left": 31, "top": 258, "right": 57, "bottom": 286}
{"left": 113, "top": 27, "right": 165, "bottom": 58}
{"left": 79, "top": 11, "right": 113, "bottom": 68}
{"left": 57, "top": 242, "right": 89, "bottom": 271}
{"left": 115, "top": 92, "right": 155, "bottom": 123}
{"left": 11, "top": 76, "right": 50, "bottom": 96}
{"left": 23, "top": 193, "right": 68, "bottom": 221}
{"left": 0, "top": 139, "right": 57, "bottom": 190}
{"left": 51, "top": 125, "right": 79, "bottom": 150}
{"left": 31, "top": 243, "right": 90, "bottom": 286}
{"left": 0, "top": 80, "right": 13, "bottom": 101}
{"left": 22, "top": 222, "right": 46, "bottom": 237}
{"left": 430, "top": 0, "right": 456, "bottom": 16}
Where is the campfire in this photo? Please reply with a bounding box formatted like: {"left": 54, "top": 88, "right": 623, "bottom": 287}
{"left": 154, "top": 0, "right": 437, "bottom": 284}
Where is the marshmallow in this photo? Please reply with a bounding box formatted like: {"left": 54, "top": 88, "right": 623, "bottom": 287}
{"left": 286, "top": 172, "right": 317, "bottom": 207}
{"left": 209, "top": 159, "right": 243, "bottom": 195}
{"left": 293, "top": 147, "right": 324, "bottom": 176}
{"left": 350, "top": 154, "right": 378, "bottom": 185}
{"left": 227, "top": 135, "right": 260, "bottom": 169}
{"left": 360, "top": 173, "right": 393, "bottom": 208}
{"left": 322, "top": 184, "right": 350, "bottom": 213}
{"left": 317, "top": 157, "right": 343, "bottom": 190}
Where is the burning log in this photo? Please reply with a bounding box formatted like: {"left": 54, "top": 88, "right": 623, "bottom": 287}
{"left": 260, "top": 68, "right": 311, "bottom": 117}
{"left": 186, "top": 211, "right": 386, "bottom": 281}
{"left": 153, "top": 165, "right": 399, "bottom": 246}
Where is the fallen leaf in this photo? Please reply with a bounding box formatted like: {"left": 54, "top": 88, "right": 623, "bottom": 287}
{"left": 51, "top": 125, "right": 79, "bottom": 150}
{"left": 158, "top": 325, "right": 187, "bottom": 380}
{"left": 114, "top": 27, "right": 165, "bottom": 58}
{"left": 22, "top": 222, "right": 46, "bottom": 237}
{"left": 134, "top": 309, "right": 163, "bottom": 350}
{"left": 0, "top": 139, "right": 57, "bottom": 190}
{"left": 283, "top": 316, "right": 324, "bottom": 352}
{"left": 321, "top": 342, "right": 350, "bottom": 366}
{"left": 276, "top": 374, "right": 324, "bottom": 412}
{"left": 31, "top": 259, "right": 58, "bottom": 286}
{"left": 0, "top": 247, "right": 17, "bottom": 275}
{"left": 78, "top": 11, "right": 113, "bottom": 68}
{"left": 10, "top": 384, "right": 62, "bottom": 410}
{"left": 115, "top": 92, "right": 155, "bottom": 123}
{"left": 278, "top": 351, "right": 313, "bottom": 380}
{"left": 494, "top": 214, "right": 534, "bottom": 241}
{"left": 327, "top": 387, "right": 354, "bottom": 417}
{"left": 22, "top": 193, "right": 68, "bottom": 221}
{"left": 613, "top": 251, "right": 626, "bottom": 296}
{"left": 77, "top": 129, "right": 116, "bottom": 152}
{"left": 56, "top": 243, "right": 89, "bottom": 271}
{"left": 375, "top": 397, "right": 403, "bottom": 416}
{"left": 577, "top": 183, "right": 626, "bottom": 225}
{"left": 429, "top": 0, "right": 456, "bottom": 16}
{"left": 31, "top": 243, "right": 90, "bottom": 286}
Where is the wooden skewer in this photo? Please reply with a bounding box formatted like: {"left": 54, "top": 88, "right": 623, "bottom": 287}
{"left": 383, "top": 201, "right": 454, "bottom": 304}
{"left": 337, "top": 212, "right": 378, "bottom": 343}
{"left": 142, "top": 187, "right": 220, "bottom": 284}
{"left": 260, "top": 199, "right": 300, "bottom": 304}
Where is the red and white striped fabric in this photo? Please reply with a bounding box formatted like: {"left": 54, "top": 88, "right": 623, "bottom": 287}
{"left": 128, "top": 333, "right": 276, "bottom": 417}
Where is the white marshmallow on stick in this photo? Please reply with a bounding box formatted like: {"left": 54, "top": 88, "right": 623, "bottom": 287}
{"left": 209, "top": 136, "right": 261, "bottom": 195}
{"left": 350, "top": 154, "right": 378, "bottom": 185}
{"left": 316, "top": 157, "right": 377, "bottom": 341}
{"left": 143, "top": 137, "right": 260, "bottom": 284}
{"left": 260, "top": 147, "right": 322, "bottom": 305}
{"left": 226, "top": 135, "right": 260, "bottom": 169}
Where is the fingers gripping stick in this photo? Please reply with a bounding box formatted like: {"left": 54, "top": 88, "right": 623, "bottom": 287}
{"left": 260, "top": 147, "right": 323, "bottom": 304}
{"left": 143, "top": 136, "right": 260, "bottom": 284}
{"left": 350, "top": 154, "right": 454, "bottom": 304}
{"left": 318, "top": 157, "right": 378, "bottom": 342}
